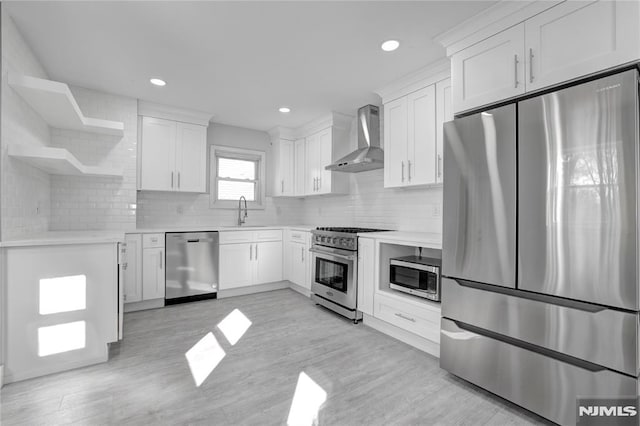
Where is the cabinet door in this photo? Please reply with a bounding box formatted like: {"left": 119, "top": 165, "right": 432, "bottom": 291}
{"left": 139, "top": 117, "right": 177, "bottom": 191}
{"left": 142, "top": 247, "right": 165, "bottom": 300}
{"left": 294, "top": 138, "right": 306, "bottom": 196}
{"left": 436, "top": 78, "right": 452, "bottom": 184}
{"left": 175, "top": 122, "right": 207, "bottom": 193}
{"left": 356, "top": 238, "right": 375, "bottom": 316}
{"left": 219, "top": 243, "right": 255, "bottom": 290}
{"left": 316, "top": 128, "right": 332, "bottom": 195}
{"left": 383, "top": 96, "right": 408, "bottom": 188}
{"left": 219, "top": 243, "right": 253, "bottom": 289}
{"left": 305, "top": 133, "right": 320, "bottom": 194}
{"left": 289, "top": 241, "right": 306, "bottom": 288}
{"left": 124, "top": 234, "right": 142, "bottom": 303}
{"left": 525, "top": 0, "right": 640, "bottom": 92}
{"left": 255, "top": 241, "right": 283, "bottom": 284}
{"left": 451, "top": 24, "right": 525, "bottom": 114}
{"left": 407, "top": 85, "right": 437, "bottom": 186}
{"left": 278, "top": 139, "right": 295, "bottom": 196}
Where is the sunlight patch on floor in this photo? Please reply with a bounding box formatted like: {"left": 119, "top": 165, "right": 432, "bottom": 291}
{"left": 217, "top": 308, "right": 252, "bottom": 346}
{"left": 287, "top": 372, "right": 328, "bottom": 426}
{"left": 185, "top": 332, "right": 226, "bottom": 387}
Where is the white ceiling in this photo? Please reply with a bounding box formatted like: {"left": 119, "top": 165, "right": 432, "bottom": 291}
{"left": 4, "top": 1, "right": 494, "bottom": 131}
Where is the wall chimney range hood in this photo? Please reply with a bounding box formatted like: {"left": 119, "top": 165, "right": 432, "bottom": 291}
{"left": 325, "top": 104, "right": 383, "bottom": 173}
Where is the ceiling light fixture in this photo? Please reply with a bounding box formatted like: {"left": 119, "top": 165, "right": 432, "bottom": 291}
{"left": 150, "top": 78, "right": 166, "bottom": 87}
{"left": 279, "top": 107, "right": 291, "bottom": 113}
{"left": 381, "top": 40, "right": 400, "bottom": 52}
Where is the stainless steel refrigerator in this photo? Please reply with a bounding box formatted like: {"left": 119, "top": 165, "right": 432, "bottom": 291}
{"left": 440, "top": 69, "right": 640, "bottom": 426}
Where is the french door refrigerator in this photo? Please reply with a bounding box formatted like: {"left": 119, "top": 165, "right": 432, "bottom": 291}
{"left": 440, "top": 68, "right": 640, "bottom": 426}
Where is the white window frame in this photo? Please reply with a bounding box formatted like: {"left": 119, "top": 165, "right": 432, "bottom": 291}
{"left": 210, "top": 145, "right": 266, "bottom": 210}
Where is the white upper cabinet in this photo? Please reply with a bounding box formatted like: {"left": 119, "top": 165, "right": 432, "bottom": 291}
{"left": 272, "top": 137, "right": 295, "bottom": 197}
{"left": 139, "top": 117, "right": 176, "bottom": 191}
{"left": 435, "top": 78, "right": 452, "bottom": 184}
{"left": 524, "top": 0, "right": 640, "bottom": 92}
{"left": 379, "top": 62, "right": 449, "bottom": 189}
{"left": 175, "top": 122, "right": 207, "bottom": 193}
{"left": 451, "top": 24, "right": 525, "bottom": 114}
{"left": 407, "top": 85, "right": 437, "bottom": 186}
{"left": 294, "top": 138, "right": 306, "bottom": 196}
{"left": 138, "top": 101, "right": 211, "bottom": 193}
{"left": 383, "top": 97, "right": 408, "bottom": 188}
{"left": 447, "top": 0, "right": 640, "bottom": 113}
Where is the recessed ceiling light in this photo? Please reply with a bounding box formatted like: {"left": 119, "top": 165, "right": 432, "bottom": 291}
{"left": 279, "top": 107, "right": 291, "bottom": 113}
{"left": 381, "top": 40, "right": 400, "bottom": 52}
{"left": 150, "top": 78, "right": 166, "bottom": 87}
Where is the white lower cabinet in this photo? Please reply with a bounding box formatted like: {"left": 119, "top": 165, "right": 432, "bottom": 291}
{"left": 374, "top": 292, "right": 441, "bottom": 344}
{"left": 219, "top": 230, "right": 283, "bottom": 290}
{"left": 356, "top": 237, "right": 375, "bottom": 315}
{"left": 124, "top": 233, "right": 165, "bottom": 306}
{"left": 284, "top": 230, "right": 311, "bottom": 291}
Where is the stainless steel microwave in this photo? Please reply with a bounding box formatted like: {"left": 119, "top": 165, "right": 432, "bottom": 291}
{"left": 389, "top": 256, "right": 441, "bottom": 302}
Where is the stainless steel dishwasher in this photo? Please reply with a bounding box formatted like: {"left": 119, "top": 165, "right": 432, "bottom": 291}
{"left": 165, "top": 232, "right": 218, "bottom": 304}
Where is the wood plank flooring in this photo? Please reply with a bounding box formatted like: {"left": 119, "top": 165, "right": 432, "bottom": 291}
{"left": 0, "top": 288, "right": 551, "bottom": 425}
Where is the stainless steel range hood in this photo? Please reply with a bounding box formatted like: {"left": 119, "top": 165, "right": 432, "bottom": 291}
{"left": 325, "top": 104, "right": 383, "bottom": 173}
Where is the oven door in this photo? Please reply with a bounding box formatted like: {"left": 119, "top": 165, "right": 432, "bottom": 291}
{"left": 310, "top": 246, "right": 357, "bottom": 310}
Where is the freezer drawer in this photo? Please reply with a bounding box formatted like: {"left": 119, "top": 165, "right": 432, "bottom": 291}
{"left": 442, "top": 104, "right": 516, "bottom": 288}
{"left": 440, "top": 318, "right": 639, "bottom": 426}
{"left": 442, "top": 278, "right": 639, "bottom": 376}
{"left": 518, "top": 69, "right": 639, "bottom": 310}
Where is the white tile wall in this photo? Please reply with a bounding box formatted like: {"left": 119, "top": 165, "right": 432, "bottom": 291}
{"left": 1, "top": 12, "right": 51, "bottom": 239}
{"left": 49, "top": 87, "right": 138, "bottom": 231}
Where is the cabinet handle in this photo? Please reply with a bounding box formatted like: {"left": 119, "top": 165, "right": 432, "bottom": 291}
{"left": 514, "top": 54, "right": 519, "bottom": 88}
{"left": 250, "top": 244, "right": 253, "bottom": 261}
{"left": 171, "top": 171, "right": 174, "bottom": 188}
{"left": 407, "top": 160, "right": 412, "bottom": 182}
{"left": 529, "top": 48, "right": 534, "bottom": 83}
{"left": 401, "top": 161, "right": 405, "bottom": 182}
{"left": 178, "top": 172, "right": 181, "bottom": 189}
{"left": 437, "top": 154, "right": 442, "bottom": 178}
{"left": 159, "top": 252, "right": 163, "bottom": 269}
{"left": 395, "top": 312, "right": 416, "bottom": 323}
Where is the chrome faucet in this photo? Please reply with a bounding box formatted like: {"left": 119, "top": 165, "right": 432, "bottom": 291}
{"left": 238, "top": 196, "right": 248, "bottom": 226}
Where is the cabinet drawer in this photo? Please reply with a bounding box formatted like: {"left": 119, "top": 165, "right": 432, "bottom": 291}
{"left": 142, "top": 233, "right": 165, "bottom": 248}
{"left": 287, "top": 230, "right": 307, "bottom": 242}
{"left": 374, "top": 292, "right": 440, "bottom": 343}
{"left": 255, "top": 230, "right": 282, "bottom": 242}
{"left": 219, "top": 231, "right": 254, "bottom": 244}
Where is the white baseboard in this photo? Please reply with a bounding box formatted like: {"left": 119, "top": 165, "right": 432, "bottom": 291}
{"left": 363, "top": 313, "right": 440, "bottom": 358}
{"left": 124, "top": 298, "right": 164, "bottom": 313}
{"left": 288, "top": 282, "right": 311, "bottom": 297}
{"left": 217, "top": 281, "right": 289, "bottom": 299}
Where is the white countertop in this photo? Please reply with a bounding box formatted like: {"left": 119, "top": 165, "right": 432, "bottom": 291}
{"left": 359, "top": 231, "right": 442, "bottom": 249}
{"left": 0, "top": 230, "right": 126, "bottom": 247}
{"left": 132, "top": 224, "right": 316, "bottom": 234}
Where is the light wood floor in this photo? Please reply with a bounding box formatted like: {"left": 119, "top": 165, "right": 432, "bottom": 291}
{"left": 0, "top": 288, "right": 551, "bottom": 425}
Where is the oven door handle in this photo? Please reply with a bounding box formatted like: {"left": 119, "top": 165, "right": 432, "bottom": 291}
{"left": 309, "top": 247, "right": 356, "bottom": 261}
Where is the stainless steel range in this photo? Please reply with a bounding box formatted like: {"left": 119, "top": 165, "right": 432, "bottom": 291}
{"left": 310, "top": 227, "right": 385, "bottom": 323}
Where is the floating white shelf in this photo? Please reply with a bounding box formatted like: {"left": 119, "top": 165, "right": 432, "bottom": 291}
{"left": 8, "top": 144, "right": 123, "bottom": 178}
{"left": 8, "top": 73, "right": 125, "bottom": 137}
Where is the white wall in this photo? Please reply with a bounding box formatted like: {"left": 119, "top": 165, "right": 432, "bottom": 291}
{"left": 49, "top": 87, "right": 138, "bottom": 231}
{"left": 136, "top": 122, "right": 304, "bottom": 228}
{"left": 1, "top": 11, "right": 51, "bottom": 240}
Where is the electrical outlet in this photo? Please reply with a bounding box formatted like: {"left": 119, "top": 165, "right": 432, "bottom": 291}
{"left": 432, "top": 204, "right": 441, "bottom": 218}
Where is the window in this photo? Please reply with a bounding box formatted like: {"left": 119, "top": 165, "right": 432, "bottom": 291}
{"left": 210, "top": 146, "right": 266, "bottom": 209}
